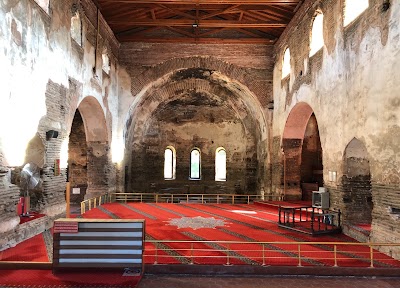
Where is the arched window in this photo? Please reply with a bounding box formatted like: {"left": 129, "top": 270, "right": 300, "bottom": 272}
{"left": 33, "top": 0, "right": 49, "bottom": 14}
{"left": 309, "top": 12, "right": 324, "bottom": 57}
{"left": 102, "top": 52, "right": 111, "bottom": 74}
{"left": 190, "top": 148, "right": 201, "bottom": 180}
{"left": 282, "top": 48, "right": 291, "bottom": 79}
{"left": 164, "top": 147, "right": 176, "bottom": 180}
{"left": 71, "top": 9, "right": 82, "bottom": 46}
{"left": 344, "top": 0, "right": 369, "bottom": 27}
{"left": 215, "top": 147, "right": 226, "bottom": 181}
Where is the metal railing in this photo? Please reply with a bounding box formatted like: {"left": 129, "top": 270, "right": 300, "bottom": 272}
{"left": 80, "top": 192, "right": 283, "bottom": 214}
{"left": 80, "top": 193, "right": 112, "bottom": 214}
{"left": 144, "top": 240, "right": 400, "bottom": 268}
{"left": 110, "top": 192, "right": 270, "bottom": 204}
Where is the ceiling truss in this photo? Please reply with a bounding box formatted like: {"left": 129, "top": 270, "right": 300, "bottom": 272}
{"left": 94, "top": 0, "right": 304, "bottom": 44}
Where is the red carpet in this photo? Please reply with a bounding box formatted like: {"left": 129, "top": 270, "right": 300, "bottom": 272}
{"left": 0, "top": 269, "right": 140, "bottom": 287}
{"left": 0, "top": 233, "right": 49, "bottom": 262}
{"left": 2, "top": 202, "right": 400, "bottom": 269}
{"left": 19, "top": 211, "right": 46, "bottom": 224}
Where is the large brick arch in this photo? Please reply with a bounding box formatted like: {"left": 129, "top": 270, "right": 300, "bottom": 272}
{"left": 72, "top": 96, "right": 111, "bottom": 197}
{"left": 129, "top": 56, "right": 269, "bottom": 107}
{"left": 123, "top": 67, "right": 269, "bottom": 195}
{"left": 124, "top": 69, "right": 268, "bottom": 146}
{"left": 77, "top": 96, "right": 108, "bottom": 143}
{"left": 281, "top": 102, "right": 323, "bottom": 200}
{"left": 282, "top": 102, "right": 314, "bottom": 140}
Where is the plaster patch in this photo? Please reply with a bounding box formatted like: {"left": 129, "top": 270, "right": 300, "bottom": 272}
{"left": 167, "top": 216, "right": 226, "bottom": 230}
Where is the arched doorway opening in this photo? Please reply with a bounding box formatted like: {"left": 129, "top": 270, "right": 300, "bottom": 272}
{"left": 68, "top": 110, "right": 88, "bottom": 204}
{"left": 282, "top": 103, "right": 323, "bottom": 200}
{"left": 68, "top": 96, "right": 109, "bottom": 203}
{"left": 342, "top": 138, "right": 372, "bottom": 225}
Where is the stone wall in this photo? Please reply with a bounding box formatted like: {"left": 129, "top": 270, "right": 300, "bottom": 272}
{"left": 68, "top": 111, "right": 88, "bottom": 203}
{"left": 272, "top": 0, "right": 400, "bottom": 255}
{"left": 0, "top": 0, "right": 118, "bottom": 245}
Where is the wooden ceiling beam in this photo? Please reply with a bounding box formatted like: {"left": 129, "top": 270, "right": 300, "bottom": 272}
{"left": 108, "top": 19, "right": 287, "bottom": 28}
{"left": 105, "top": 0, "right": 299, "bottom": 4}
{"left": 199, "top": 4, "right": 240, "bottom": 20}
{"left": 116, "top": 36, "right": 276, "bottom": 44}
{"left": 116, "top": 26, "right": 162, "bottom": 36}
{"left": 157, "top": 4, "right": 197, "bottom": 20}
{"left": 166, "top": 26, "right": 196, "bottom": 37}
{"left": 242, "top": 9, "right": 287, "bottom": 22}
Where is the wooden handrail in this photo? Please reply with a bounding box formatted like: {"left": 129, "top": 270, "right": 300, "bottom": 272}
{"left": 80, "top": 193, "right": 110, "bottom": 214}
{"left": 109, "top": 192, "right": 273, "bottom": 204}
{"left": 144, "top": 239, "right": 400, "bottom": 268}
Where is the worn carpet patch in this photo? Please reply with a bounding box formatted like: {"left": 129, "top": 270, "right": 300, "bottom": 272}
{"left": 167, "top": 216, "right": 226, "bottom": 230}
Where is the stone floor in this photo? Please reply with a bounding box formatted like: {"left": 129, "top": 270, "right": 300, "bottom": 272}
{"left": 138, "top": 275, "right": 400, "bottom": 288}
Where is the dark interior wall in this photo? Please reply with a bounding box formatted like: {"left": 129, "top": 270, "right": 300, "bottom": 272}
{"left": 68, "top": 111, "right": 87, "bottom": 203}
{"left": 342, "top": 138, "right": 372, "bottom": 224}
{"left": 300, "top": 114, "right": 323, "bottom": 200}
{"left": 281, "top": 138, "right": 302, "bottom": 200}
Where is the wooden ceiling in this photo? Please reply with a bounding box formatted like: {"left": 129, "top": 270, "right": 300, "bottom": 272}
{"left": 94, "top": 0, "right": 304, "bottom": 44}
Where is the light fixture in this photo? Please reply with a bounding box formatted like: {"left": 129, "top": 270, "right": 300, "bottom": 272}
{"left": 46, "top": 130, "right": 59, "bottom": 141}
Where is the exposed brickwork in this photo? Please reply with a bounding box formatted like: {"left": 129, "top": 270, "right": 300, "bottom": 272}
{"left": 119, "top": 43, "right": 273, "bottom": 109}
{"left": 0, "top": 0, "right": 116, "bottom": 244}
{"left": 68, "top": 111, "right": 88, "bottom": 203}
{"left": 273, "top": 0, "right": 399, "bottom": 260}
{"left": 371, "top": 183, "right": 400, "bottom": 259}
{"left": 0, "top": 170, "right": 20, "bottom": 226}
{"left": 87, "top": 141, "right": 113, "bottom": 196}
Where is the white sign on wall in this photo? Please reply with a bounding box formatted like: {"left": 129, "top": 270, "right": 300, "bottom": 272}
{"left": 72, "top": 188, "right": 81, "bottom": 194}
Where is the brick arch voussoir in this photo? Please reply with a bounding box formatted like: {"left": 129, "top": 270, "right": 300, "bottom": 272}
{"left": 131, "top": 56, "right": 254, "bottom": 97}
{"left": 77, "top": 96, "right": 109, "bottom": 143}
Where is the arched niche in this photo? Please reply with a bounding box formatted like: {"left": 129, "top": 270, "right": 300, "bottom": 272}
{"left": 342, "top": 138, "right": 372, "bottom": 225}
{"left": 282, "top": 102, "right": 323, "bottom": 200}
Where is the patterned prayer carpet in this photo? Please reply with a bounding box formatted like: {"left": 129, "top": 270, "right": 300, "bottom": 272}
{"left": 1, "top": 202, "right": 400, "bottom": 288}
{"left": 0, "top": 269, "right": 141, "bottom": 288}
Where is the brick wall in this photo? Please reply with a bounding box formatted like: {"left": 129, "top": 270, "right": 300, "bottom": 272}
{"left": 0, "top": 0, "right": 117, "bottom": 242}
{"left": 68, "top": 111, "right": 88, "bottom": 203}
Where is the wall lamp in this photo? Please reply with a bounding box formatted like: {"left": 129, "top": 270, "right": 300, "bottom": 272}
{"left": 46, "top": 130, "right": 59, "bottom": 141}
